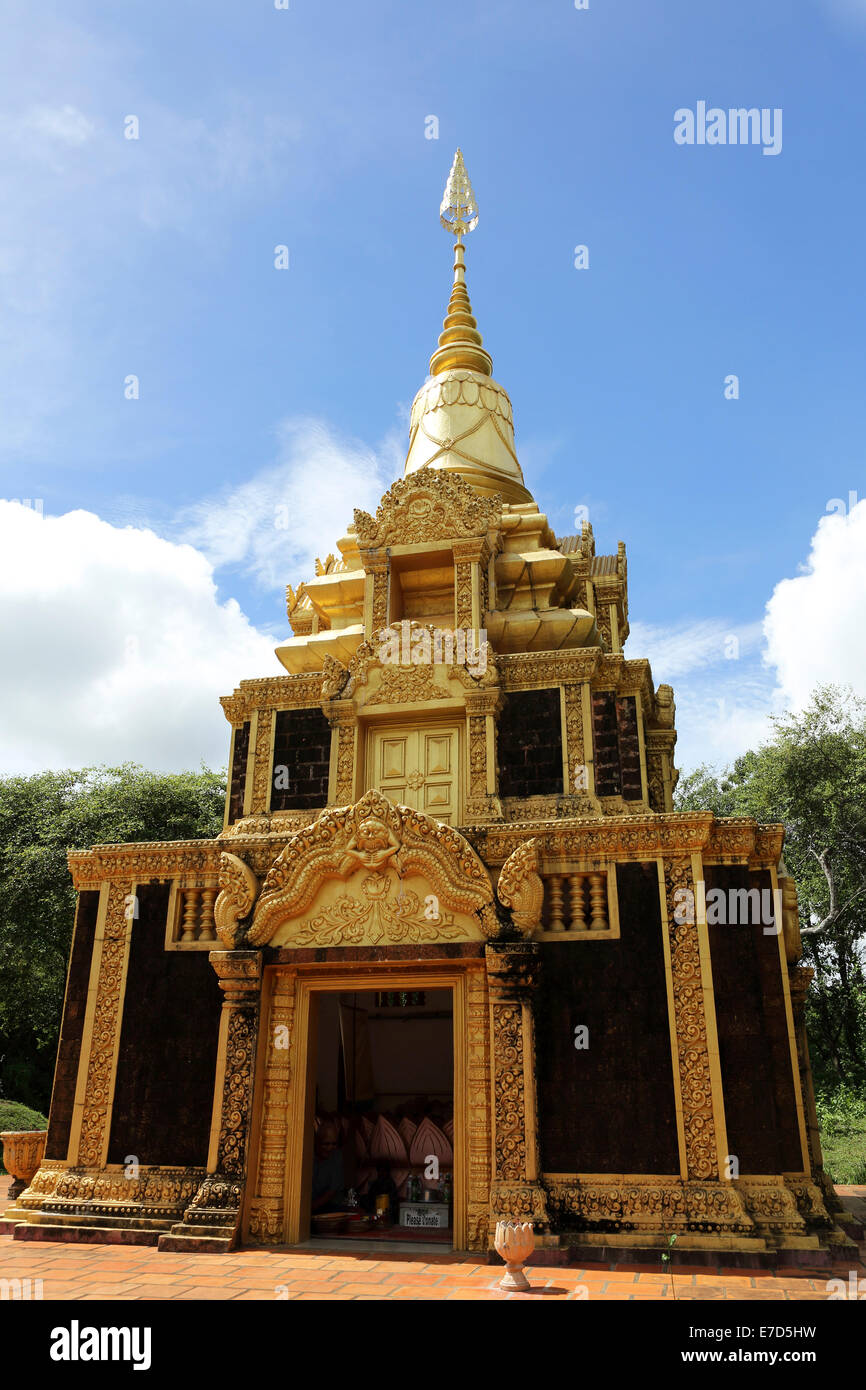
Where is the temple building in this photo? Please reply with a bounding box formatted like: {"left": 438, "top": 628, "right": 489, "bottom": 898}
{"left": 8, "top": 154, "right": 852, "bottom": 1260}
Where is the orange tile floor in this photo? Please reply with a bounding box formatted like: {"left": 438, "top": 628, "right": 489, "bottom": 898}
{"left": 2, "top": 1179, "right": 863, "bottom": 1302}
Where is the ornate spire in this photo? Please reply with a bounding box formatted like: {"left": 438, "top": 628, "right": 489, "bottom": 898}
{"left": 429, "top": 150, "right": 493, "bottom": 378}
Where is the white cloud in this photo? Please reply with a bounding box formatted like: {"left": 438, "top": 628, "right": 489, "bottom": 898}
{"left": 764, "top": 499, "right": 866, "bottom": 710}
{"left": 628, "top": 617, "right": 764, "bottom": 681}
{"left": 0, "top": 502, "right": 276, "bottom": 775}
{"left": 20, "top": 103, "right": 95, "bottom": 146}
{"left": 179, "top": 417, "right": 400, "bottom": 590}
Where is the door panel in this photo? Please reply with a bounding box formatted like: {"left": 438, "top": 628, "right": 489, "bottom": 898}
{"left": 369, "top": 724, "right": 460, "bottom": 823}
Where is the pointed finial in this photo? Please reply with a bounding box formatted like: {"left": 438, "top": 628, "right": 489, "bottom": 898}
{"left": 430, "top": 150, "right": 492, "bottom": 377}
{"left": 439, "top": 149, "right": 479, "bottom": 243}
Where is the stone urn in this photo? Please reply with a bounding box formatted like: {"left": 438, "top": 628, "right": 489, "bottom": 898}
{"left": 1, "top": 1131, "right": 47, "bottom": 1203}
{"left": 494, "top": 1219, "right": 535, "bottom": 1290}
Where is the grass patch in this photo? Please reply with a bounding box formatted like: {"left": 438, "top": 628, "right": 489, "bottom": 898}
{"left": 816, "top": 1086, "right": 866, "bottom": 1185}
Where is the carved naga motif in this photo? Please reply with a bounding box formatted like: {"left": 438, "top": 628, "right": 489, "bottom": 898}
{"left": 496, "top": 839, "right": 544, "bottom": 934}
{"left": 214, "top": 852, "right": 260, "bottom": 948}
{"left": 248, "top": 787, "right": 498, "bottom": 946}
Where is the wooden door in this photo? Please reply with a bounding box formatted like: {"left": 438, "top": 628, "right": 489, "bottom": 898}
{"left": 369, "top": 724, "right": 460, "bottom": 824}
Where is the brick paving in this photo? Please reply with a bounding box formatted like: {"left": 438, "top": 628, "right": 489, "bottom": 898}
{"left": 1, "top": 1177, "right": 863, "bottom": 1301}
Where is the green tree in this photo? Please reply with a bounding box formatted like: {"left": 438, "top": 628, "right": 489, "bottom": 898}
{"left": 675, "top": 685, "right": 866, "bottom": 1091}
{"left": 0, "top": 764, "right": 226, "bottom": 1112}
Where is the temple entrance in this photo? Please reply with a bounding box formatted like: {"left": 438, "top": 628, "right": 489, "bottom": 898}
{"left": 306, "top": 986, "right": 455, "bottom": 1246}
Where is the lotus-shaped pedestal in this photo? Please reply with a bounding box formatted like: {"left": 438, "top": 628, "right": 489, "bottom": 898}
{"left": 494, "top": 1219, "right": 535, "bottom": 1290}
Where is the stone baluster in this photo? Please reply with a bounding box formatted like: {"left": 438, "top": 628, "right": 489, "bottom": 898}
{"left": 568, "top": 874, "right": 588, "bottom": 932}
{"left": 547, "top": 875, "right": 565, "bottom": 933}
{"left": 181, "top": 888, "right": 200, "bottom": 942}
{"left": 588, "top": 872, "right": 607, "bottom": 931}
{"left": 199, "top": 884, "right": 217, "bottom": 942}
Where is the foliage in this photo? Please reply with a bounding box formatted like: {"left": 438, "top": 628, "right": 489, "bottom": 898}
{"left": 0, "top": 1099, "right": 48, "bottom": 1173}
{"left": 814, "top": 1085, "right": 866, "bottom": 1185}
{"left": 675, "top": 685, "right": 866, "bottom": 1092}
{"left": 0, "top": 1099, "right": 48, "bottom": 1132}
{"left": 0, "top": 764, "right": 226, "bottom": 1113}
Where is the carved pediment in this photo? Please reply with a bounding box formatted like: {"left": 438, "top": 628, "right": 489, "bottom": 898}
{"left": 353, "top": 467, "right": 500, "bottom": 548}
{"left": 249, "top": 788, "right": 498, "bottom": 947}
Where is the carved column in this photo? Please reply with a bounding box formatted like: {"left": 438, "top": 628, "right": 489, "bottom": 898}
{"left": 646, "top": 731, "right": 675, "bottom": 813}
{"left": 249, "top": 969, "right": 298, "bottom": 1243}
{"left": 361, "top": 548, "right": 390, "bottom": 640}
{"left": 464, "top": 689, "right": 504, "bottom": 823}
{"left": 249, "top": 708, "right": 274, "bottom": 815}
{"left": 452, "top": 538, "right": 488, "bottom": 632}
{"left": 74, "top": 883, "right": 133, "bottom": 1168}
{"left": 168, "top": 951, "right": 262, "bottom": 1244}
{"left": 324, "top": 700, "right": 358, "bottom": 806}
{"left": 485, "top": 940, "right": 549, "bottom": 1228}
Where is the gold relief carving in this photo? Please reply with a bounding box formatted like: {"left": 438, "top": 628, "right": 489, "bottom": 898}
{"left": 500, "top": 649, "right": 600, "bottom": 690}
{"left": 491, "top": 1003, "right": 526, "bottom": 1181}
{"left": 68, "top": 842, "right": 221, "bottom": 891}
{"left": 220, "top": 674, "right": 325, "bottom": 725}
{"left": 362, "top": 551, "right": 390, "bottom": 634}
{"left": 496, "top": 840, "right": 543, "bottom": 933}
{"left": 465, "top": 966, "right": 493, "bottom": 1251}
{"left": 287, "top": 873, "right": 472, "bottom": 948}
{"left": 646, "top": 746, "right": 666, "bottom": 813}
{"left": 595, "top": 606, "right": 612, "bottom": 652}
{"left": 249, "top": 1203, "right": 282, "bottom": 1241}
{"left": 321, "top": 655, "right": 350, "bottom": 701}
{"left": 544, "top": 1179, "right": 752, "bottom": 1231}
{"left": 664, "top": 857, "right": 718, "bottom": 1182}
{"left": 324, "top": 703, "right": 357, "bottom": 804}
{"left": 737, "top": 1178, "right": 807, "bottom": 1233}
{"left": 216, "top": 1001, "right": 258, "bottom": 1179}
{"left": 786, "top": 1180, "right": 832, "bottom": 1227}
{"left": 76, "top": 884, "right": 130, "bottom": 1168}
{"left": 491, "top": 1183, "right": 549, "bottom": 1222}
{"left": 353, "top": 467, "right": 500, "bottom": 548}
{"left": 753, "top": 825, "right": 785, "bottom": 864}
{"left": 470, "top": 812, "right": 718, "bottom": 867}
{"left": 455, "top": 560, "right": 473, "bottom": 629}
{"left": 376, "top": 663, "right": 450, "bottom": 703}
{"left": 250, "top": 710, "right": 274, "bottom": 814}
{"left": 214, "top": 852, "right": 260, "bottom": 949}
{"left": 249, "top": 788, "right": 497, "bottom": 946}
{"left": 467, "top": 713, "right": 488, "bottom": 803}
{"left": 250, "top": 971, "right": 297, "bottom": 1242}
{"left": 17, "top": 1165, "right": 205, "bottom": 1219}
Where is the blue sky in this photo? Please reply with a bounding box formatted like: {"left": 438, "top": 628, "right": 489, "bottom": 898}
{"left": 1, "top": 0, "right": 865, "bottom": 776}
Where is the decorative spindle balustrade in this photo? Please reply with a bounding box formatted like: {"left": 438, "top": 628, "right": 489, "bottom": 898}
{"left": 538, "top": 866, "right": 617, "bottom": 938}
{"left": 168, "top": 879, "right": 219, "bottom": 948}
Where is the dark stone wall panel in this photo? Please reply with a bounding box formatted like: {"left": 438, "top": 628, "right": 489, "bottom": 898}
{"left": 270, "top": 707, "right": 331, "bottom": 811}
{"left": 107, "top": 884, "right": 222, "bottom": 1168}
{"left": 497, "top": 688, "right": 563, "bottom": 799}
{"left": 45, "top": 890, "right": 100, "bottom": 1161}
{"left": 707, "top": 866, "right": 804, "bottom": 1174}
{"left": 228, "top": 721, "right": 250, "bottom": 823}
{"left": 536, "top": 861, "right": 679, "bottom": 1174}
